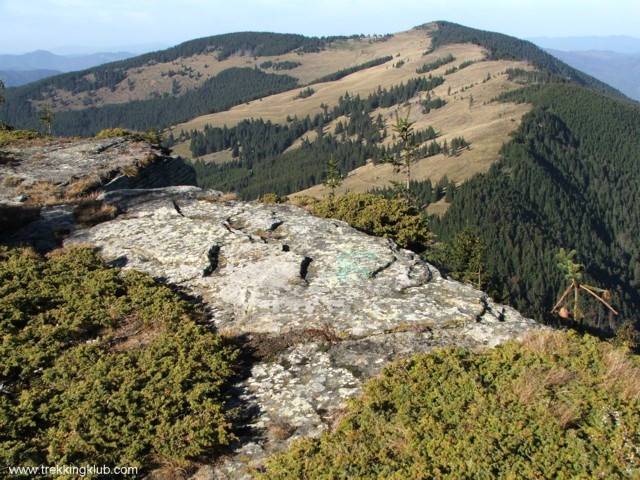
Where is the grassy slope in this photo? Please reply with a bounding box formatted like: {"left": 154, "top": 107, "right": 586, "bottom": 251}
{"left": 298, "top": 56, "right": 532, "bottom": 198}
{"left": 171, "top": 31, "right": 533, "bottom": 198}
{"left": 171, "top": 30, "right": 436, "bottom": 133}
{"left": 14, "top": 32, "right": 426, "bottom": 114}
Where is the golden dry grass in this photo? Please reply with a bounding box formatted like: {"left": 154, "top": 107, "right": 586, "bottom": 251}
{"left": 520, "top": 330, "right": 640, "bottom": 402}
{"left": 0, "top": 173, "right": 23, "bottom": 188}
{"left": 73, "top": 199, "right": 118, "bottom": 227}
{"left": 425, "top": 199, "right": 450, "bottom": 216}
{"left": 66, "top": 176, "right": 102, "bottom": 198}
{"left": 520, "top": 330, "right": 570, "bottom": 356}
{"left": 219, "top": 192, "right": 239, "bottom": 202}
{"left": 513, "top": 368, "right": 546, "bottom": 404}
{"left": 551, "top": 401, "right": 581, "bottom": 429}
{"left": 601, "top": 348, "right": 640, "bottom": 400}
{"left": 166, "top": 36, "right": 532, "bottom": 199}
{"left": 172, "top": 146, "right": 235, "bottom": 164}
{"left": 148, "top": 457, "right": 196, "bottom": 480}
{"left": 513, "top": 365, "right": 574, "bottom": 406}
{"left": 267, "top": 420, "right": 297, "bottom": 441}
{"left": 18, "top": 179, "right": 62, "bottom": 205}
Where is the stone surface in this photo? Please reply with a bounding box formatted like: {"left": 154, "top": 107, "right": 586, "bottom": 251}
{"left": 65, "top": 187, "right": 545, "bottom": 478}
{"left": 0, "top": 137, "right": 196, "bottom": 249}
{"left": 0, "top": 137, "right": 196, "bottom": 203}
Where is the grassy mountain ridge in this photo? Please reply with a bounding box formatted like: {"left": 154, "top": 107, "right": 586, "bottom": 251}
{"left": 2, "top": 22, "right": 629, "bottom": 138}
{"left": 0, "top": 32, "right": 378, "bottom": 135}
{"left": 426, "top": 21, "right": 628, "bottom": 99}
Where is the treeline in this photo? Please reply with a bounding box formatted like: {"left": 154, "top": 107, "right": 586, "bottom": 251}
{"left": 2, "top": 68, "right": 299, "bottom": 137}
{"left": 127, "top": 32, "right": 335, "bottom": 64}
{"left": 332, "top": 75, "right": 444, "bottom": 112}
{"left": 190, "top": 75, "right": 448, "bottom": 198}
{"left": 416, "top": 54, "right": 455, "bottom": 74}
{"left": 504, "top": 67, "right": 556, "bottom": 85}
{"left": 259, "top": 60, "right": 302, "bottom": 70}
{"left": 430, "top": 83, "right": 640, "bottom": 331}
{"left": 371, "top": 175, "right": 457, "bottom": 205}
{"left": 192, "top": 120, "right": 458, "bottom": 201}
{"left": 194, "top": 133, "right": 376, "bottom": 198}
{"left": 420, "top": 93, "right": 447, "bottom": 113}
{"left": 190, "top": 116, "right": 316, "bottom": 161}
{"left": 424, "top": 21, "right": 627, "bottom": 100}
{"left": 310, "top": 56, "right": 393, "bottom": 84}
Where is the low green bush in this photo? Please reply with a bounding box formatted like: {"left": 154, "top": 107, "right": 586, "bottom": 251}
{"left": 94, "top": 127, "right": 133, "bottom": 139}
{"left": 312, "top": 192, "right": 432, "bottom": 252}
{"left": 95, "top": 127, "right": 162, "bottom": 146}
{"left": 0, "top": 246, "right": 237, "bottom": 473}
{"left": 259, "top": 330, "right": 640, "bottom": 479}
{"left": 0, "top": 129, "right": 42, "bottom": 147}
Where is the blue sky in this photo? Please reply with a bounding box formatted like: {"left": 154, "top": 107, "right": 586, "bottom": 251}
{"left": 1, "top": 0, "right": 638, "bottom": 54}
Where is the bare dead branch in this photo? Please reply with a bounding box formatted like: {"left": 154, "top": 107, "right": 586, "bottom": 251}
{"left": 551, "top": 285, "right": 574, "bottom": 313}
{"left": 579, "top": 285, "right": 619, "bottom": 315}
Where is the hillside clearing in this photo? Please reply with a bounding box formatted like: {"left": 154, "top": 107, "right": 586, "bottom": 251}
{"left": 170, "top": 41, "right": 533, "bottom": 196}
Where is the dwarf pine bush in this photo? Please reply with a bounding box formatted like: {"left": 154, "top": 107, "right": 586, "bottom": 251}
{"left": 312, "top": 192, "right": 432, "bottom": 252}
{"left": 0, "top": 246, "right": 237, "bottom": 473}
{"left": 259, "top": 330, "right": 640, "bottom": 479}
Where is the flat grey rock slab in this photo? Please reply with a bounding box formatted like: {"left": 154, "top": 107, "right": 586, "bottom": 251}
{"left": 65, "top": 187, "right": 544, "bottom": 478}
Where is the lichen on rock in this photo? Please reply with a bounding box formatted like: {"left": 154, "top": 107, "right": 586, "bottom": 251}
{"left": 65, "top": 186, "right": 544, "bottom": 478}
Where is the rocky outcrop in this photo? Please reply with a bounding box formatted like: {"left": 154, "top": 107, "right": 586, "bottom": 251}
{"left": 66, "top": 186, "right": 544, "bottom": 478}
{"left": 2, "top": 138, "right": 545, "bottom": 477}
{"left": 1, "top": 137, "right": 196, "bottom": 201}
{"left": 0, "top": 137, "right": 196, "bottom": 249}
{"left": 0, "top": 138, "right": 196, "bottom": 203}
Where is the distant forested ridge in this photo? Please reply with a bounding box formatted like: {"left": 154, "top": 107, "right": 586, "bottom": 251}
{"left": 0, "top": 31, "right": 359, "bottom": 136}
{"left": 310, "top": 56, "right": 393, "bottom": 84}
{"left": 6, "top": 32, "right": 337, "bottom": 95}
{"left": 428, "top": 83, "right": 640, "bottom": 331}
{"left": 2, "top": 68, "right": 299, "bottom": 137}
{"left": 426, "top": 21, "right": 628, "bottom": 100}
